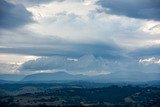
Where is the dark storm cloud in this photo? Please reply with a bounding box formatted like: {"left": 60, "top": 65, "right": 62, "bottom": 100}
{"left": 97, "top": 0, "right": 160, "bottom": 21}
{"left": 0, "top": 42, "right": 125, "bottom": 59}
{"left": 73, "top": 43, "right": 125, "bottom": 59}
{"left": 129, "top": 46, "right": 160, "bottom": 58}
{"left": 0, "top": 0, "right": 33, "bottom": 29}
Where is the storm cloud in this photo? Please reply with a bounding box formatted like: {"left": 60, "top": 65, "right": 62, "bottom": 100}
{"left": 0, "top": 0, "right": 33, "bottom": 29}
{"left": 129, "top": 45, "right": 160, "bottom": 58}
{"left": 0, "top": 0, "right": 160, "bottom": 75}
{"left": 0, "top": 42, "right": 124, "bottom": 59}
{"left": 97, "top": 0, "right": 160, "bottom": 21}
{"left": 19, "top": 54, "right": 160, "bottom": 75}
{"left": 18, "top": 54, "right": 127, "bottom": 73}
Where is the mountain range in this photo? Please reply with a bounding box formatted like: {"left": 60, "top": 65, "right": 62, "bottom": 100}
{"left": 0, "top": 71, "right": 160, "bottom": 83}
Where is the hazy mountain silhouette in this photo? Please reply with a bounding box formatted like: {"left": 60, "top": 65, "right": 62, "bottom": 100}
{"left": 0, "top": 74, "right": 25, "bottom": 81}
{"left": 21, "top": 71, "right": 160, "bottom": 82}
{"left": 22, "top": 71, "right": 88, "bottom": 81}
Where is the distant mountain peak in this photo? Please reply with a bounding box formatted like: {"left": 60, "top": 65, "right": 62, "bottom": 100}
{"left": 22, "top": 71, "right": 77, "bottom": 81}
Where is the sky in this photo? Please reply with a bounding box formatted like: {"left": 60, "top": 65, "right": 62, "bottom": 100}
{"left": 0, "top": 0, "right": 160, "bottom": 75}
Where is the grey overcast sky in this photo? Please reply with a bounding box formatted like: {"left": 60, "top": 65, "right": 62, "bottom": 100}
{"left": 0, "top": 0, "right": 160, "bottom": 75}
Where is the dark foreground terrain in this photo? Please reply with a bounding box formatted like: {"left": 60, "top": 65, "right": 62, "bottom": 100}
{"left": 0, "top": 82, "right": 160, "bottom": 107}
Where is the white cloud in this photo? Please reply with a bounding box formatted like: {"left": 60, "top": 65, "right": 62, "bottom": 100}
{"left": 0, "top": 53, "right": 40, "bottom": 74}
{"left": 0, "top": 63, "right": 19, "bottom": 74}
{"left": 26, "top": 0, "right": 98, "bottom": 21}
{"left": 140, "top": 21, "right": 160, "bottom": 35}
{"left": 0, "top": 53, "right": 39, "bottom": 64}
{"left": 139, "top": 57, "right": 160, "bottom": 65}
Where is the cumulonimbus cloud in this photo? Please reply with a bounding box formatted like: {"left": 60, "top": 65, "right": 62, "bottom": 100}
{"left": 19, "top": 54, "right": 160, "bottom": 74}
